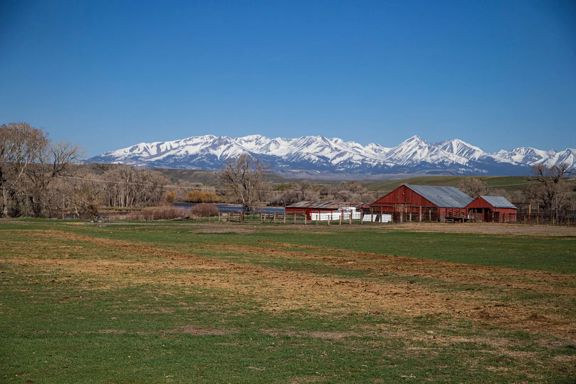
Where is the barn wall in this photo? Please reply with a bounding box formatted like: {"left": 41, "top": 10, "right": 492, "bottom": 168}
{"left": 440, "top": 207, "right": 469, "bottom": 221}
{"left": 371, "top": 185, "right": 435, "bottom": 207}
{"left": 467, "top": 199, "right": 490, "bottom": 209}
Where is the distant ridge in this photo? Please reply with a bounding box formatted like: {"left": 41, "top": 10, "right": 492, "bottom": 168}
{"left": 87, "top": 134, "right": 575, "bottom": 176}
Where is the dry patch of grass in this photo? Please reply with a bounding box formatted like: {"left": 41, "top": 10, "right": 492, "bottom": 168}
{"left": 167, "top": 325, "right": 237, "bottom": 336}
{"left": 261, "top": 329, "right": 359, "bottom": 340}
{"left": 383, "top": 222, "right": 576, "bottom": 236}
{"left": 3, "top": 229, "right": 575, "bottom": 342}
{"left": 203, "top": 241, "right": 576, "bottom": 296}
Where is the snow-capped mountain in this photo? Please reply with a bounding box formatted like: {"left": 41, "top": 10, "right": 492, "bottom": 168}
{"left": 87, "top": 134, "right": 576, "bottom": 176}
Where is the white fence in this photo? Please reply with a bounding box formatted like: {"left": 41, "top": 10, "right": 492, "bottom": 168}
{"left": 308, "top": 211, "right": 393, "bottom": 223}
{"left": 361, "top": 214, "right": 392, "bottom": 223}
{"left": 310, "top": 212, "right": 362, "bottom": 222}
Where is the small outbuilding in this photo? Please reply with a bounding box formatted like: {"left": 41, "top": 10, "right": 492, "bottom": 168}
{"left": 466, "top": 195, "right": 517, "bottom": 223}
{"left": 369, "top": 184, "right": 473, "bottom": 222}
{"left": 285, "top": 201, "right": 360, "bottom": 221}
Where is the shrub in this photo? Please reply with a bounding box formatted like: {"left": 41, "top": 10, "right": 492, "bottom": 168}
{"left": 186, "top": 190, "right": 221, "bottom": 203}
{"left": 191, "top": 203, "right": 219, "bottom": 217}
{"left": 127, "top": 206, "right": 189, "bottom": 221}
{"left": 164, "top": 190, "right": 177, "bottom": 204}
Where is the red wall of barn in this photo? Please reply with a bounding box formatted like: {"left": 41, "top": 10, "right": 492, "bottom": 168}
{"left": 440, "top": 207, "right": 468, "bottom": 219}
{"left": 467, "top": 198, "right": 491, "bottom": 209}
{"left": 370, "top": 185, "right": 436, "bottom": 208}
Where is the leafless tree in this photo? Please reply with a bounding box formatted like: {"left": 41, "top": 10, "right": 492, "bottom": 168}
{"left": 220, "top": 154, "right": 267, "bottom": 211}
{"left": 102, "top": 166, "right": 167, "bottom": 208}
{"left": 47, "top": 168, "right": 101, "bottom": 219}
{"left": 457, "top": 177, "right": 488, "bottom": 198}
{"left": 25, "top": 142, "right": 78, "bottom": 216}
{"left": 0, "top": 123, "right": 48, "bottom": 216}
{"left": 269, "top": 182, "right": 320, "bottom": 205}
{"left": 333, "top": 182, "right": 376, "bottom": 203}
{"left": 528, "top": 163, "right": 572, "bottom": 223}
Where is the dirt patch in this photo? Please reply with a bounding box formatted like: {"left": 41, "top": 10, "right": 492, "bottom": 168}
{"left": 382, "top": 222, "right": 576, "bottom": 237}
{"left": 261, "top": 328, "right": 359, "bottom": 340}
{"left": 202, "top": 242, "right": 576, "bottom": 296}
{"left": 97, "top": 329, "right": 129, "bottom": 335}
{"left": 167, "top": 325, "right": 236, "bottom": 336}
{"left": 290, "top": 376, "right": 326, "bottom": 384}
{"left": 553, "top": 355, "right": 576, "bottom": 363}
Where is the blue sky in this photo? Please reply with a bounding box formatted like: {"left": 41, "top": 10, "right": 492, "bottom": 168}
{"left": 1, "top": 0, "right": 575, "bottom": 156}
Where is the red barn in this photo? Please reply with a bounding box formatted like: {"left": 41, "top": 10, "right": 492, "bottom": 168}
{"left": 467, "top": 196, "right": 517, "bottom": 223}
{"left": 369, "top": 184, "right": 473, "bottom": 222}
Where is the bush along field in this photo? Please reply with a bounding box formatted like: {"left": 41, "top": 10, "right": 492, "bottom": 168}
{"left": 1, "top": 220, "right": 575, "bottom": 383}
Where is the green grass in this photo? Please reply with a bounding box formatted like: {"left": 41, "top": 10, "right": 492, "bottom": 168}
{"left": 1, "top": 220, "right": 575, "bottom": 383}
{"left": 38, "top": 221, "right": 575, "bottom": 274}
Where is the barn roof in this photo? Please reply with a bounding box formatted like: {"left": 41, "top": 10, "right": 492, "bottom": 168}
{"left": 480, "top": 195, "right": 517, "bottom": 209}
{"left": 286, "top": 201, "right": 358, "bottom": 210}
{"left": 405, "top": 184, "right": 473, "bottom": 208}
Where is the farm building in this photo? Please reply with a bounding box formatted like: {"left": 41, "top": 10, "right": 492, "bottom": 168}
{"left": 285, "top": 201, "right": 361, "bottom": 221}
{"left": 467, "top": 196, "right": 517, "bottom": 223}
{"left": 368, "top": 184, "right": 473, "bottom": 222}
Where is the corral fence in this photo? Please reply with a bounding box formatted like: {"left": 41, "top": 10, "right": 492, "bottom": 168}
{"left": 257, "top": 211, "right": 394, "bottom": 225}
{"left": 173, "top": 202, "right": 396, "bottom": 225}
{"left": 514, "top": 203, "right": 576, "bottom": 225}
{"left": 172, "top": 202, "right": 576, "bottom": 226}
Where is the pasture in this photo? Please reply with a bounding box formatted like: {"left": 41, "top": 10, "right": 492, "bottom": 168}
{"left": 1, "top": 220, "right": 575, "bottom": 383}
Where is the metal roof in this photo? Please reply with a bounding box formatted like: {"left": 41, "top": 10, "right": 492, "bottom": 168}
{"left": 480, "top": 196, "right": 517, "bottom": 209}
{"left": 286, "top": 200, "right": 358, "bottom": 210}
{"left": 405, "top": 184, "right": 473, "bottom": 208}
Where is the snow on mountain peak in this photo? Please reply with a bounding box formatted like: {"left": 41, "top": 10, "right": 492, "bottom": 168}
{"left": 89, "top": 134, "right": 575, "bottom": 175}
{"left": 438, "top": 139, "right": 485, "bottom": 160}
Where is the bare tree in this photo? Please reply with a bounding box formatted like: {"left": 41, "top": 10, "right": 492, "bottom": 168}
{"left": 102, "top": 166, "right": 167, "bottom": 209}
{"left": 333, "top": 182, "right": 375, "bottom": 203}
{"left": 49, "top": 168, "right": 101, "bottom": 219}
{"left": 0, "top": 123, "right": 47, "bottom": 216}
{"left": 457, "top": 177, "right": 488, "bottom": 198}
{"left": 528, "top": 163, "right": 572, "bottom": 223}
{"left": 220, "top": 154, "right": 267, "bottom": 211}
{"left": 269, "top": 182, "right": 320, "bottom": 205}
{"left": 25, "top": 142, "right": 78, "bottom": 216}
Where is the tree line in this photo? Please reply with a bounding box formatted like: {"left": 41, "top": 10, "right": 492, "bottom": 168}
{"left": 0, "top": 123, "right": 167, "bottom": 218}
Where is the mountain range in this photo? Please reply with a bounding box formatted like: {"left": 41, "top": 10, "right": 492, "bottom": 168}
{"left": 87, "top": 135, "right": 575, "bottom": 177}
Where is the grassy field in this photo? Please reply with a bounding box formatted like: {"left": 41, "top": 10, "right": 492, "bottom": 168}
{"left": 1, "top": 220, "right": 575, "bottom": 383}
